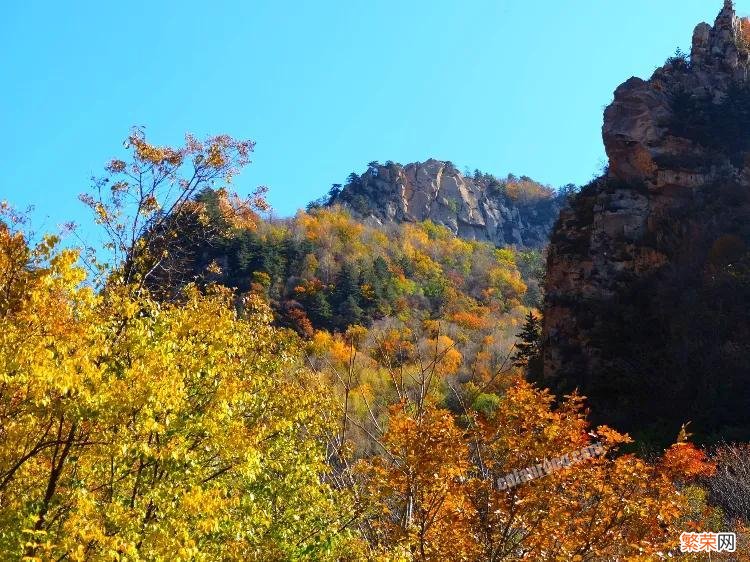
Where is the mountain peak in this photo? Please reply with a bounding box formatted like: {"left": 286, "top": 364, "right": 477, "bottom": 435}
{"left": 689, "top": 0, "right": 749, "bottom": 73}
{"left": 324, "top": 160, "right": 563, "bottom": 248}
{"left": 602, "top": 2, "right": 750, "bottom": 185}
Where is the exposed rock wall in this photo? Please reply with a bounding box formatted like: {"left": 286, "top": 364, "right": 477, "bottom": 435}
{"left": 543, "top": 1, "right": 750, "bottom": 441}
{"left": 329, "top": 159, "right": 562, "bottom": 248}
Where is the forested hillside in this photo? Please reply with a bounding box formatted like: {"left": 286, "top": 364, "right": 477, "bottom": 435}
{"left": 10, "top": 0, "right": 750, "bottom": 559}
{"left": 0, "top": 130, "right": 744, "bottom": 560}
{"left": 153, "top": 190, "right": 545, "bottom": 333}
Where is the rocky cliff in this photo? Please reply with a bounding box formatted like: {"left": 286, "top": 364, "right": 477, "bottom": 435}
{"left": 543, "top": 1, "right": 750, "bottom": 442}
{"left": 327, "top": 159, "right": 563, "bottom": 248}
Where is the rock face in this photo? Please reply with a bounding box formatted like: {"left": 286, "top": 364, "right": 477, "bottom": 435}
{"left": 604, "top": 1, "right": 750, "bottom": 187}
{"left": 328, "top": 160, "right": 563, "bottom": 248}
{"left": 543, "top": 1, "right": 750, "bottom": 441}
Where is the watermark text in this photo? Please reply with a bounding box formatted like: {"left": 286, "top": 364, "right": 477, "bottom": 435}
{"left": 497, "top": 442, "right": 605, "bottom": 490}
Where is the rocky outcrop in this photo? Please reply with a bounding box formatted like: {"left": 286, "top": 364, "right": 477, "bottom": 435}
{"left": 543, "top": 1, "right": 750, "bottom": 441}
{"left": 328, "top": 159, "right": 563, "bottom": 248}
{"left": 603, "top": 1, "right": 750, "bottom": 186}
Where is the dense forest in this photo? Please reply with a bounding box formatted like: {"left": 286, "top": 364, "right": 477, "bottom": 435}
{"left": 0, "top": 131, "right": 748, "bottom": 560}
{"left": 152, "top": 189, "right": 544, "bottom": 329}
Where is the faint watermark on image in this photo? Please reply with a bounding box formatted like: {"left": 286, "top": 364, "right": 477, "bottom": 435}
{"left": 497, "top": 442, "right": 605, "bottom": 491}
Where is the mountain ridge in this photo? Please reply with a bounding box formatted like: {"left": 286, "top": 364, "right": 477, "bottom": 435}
{"left": 319, "top": 159, "right": 567, "bottom": 248}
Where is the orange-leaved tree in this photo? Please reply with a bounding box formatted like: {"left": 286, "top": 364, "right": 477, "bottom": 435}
{"left": 356, "top": 377, "right": 715, "bottom": 560}
{"left": 465, "top": 380, "right": 715, "bottom": 560}
{"left": 358, "top": 402, "right": 479, "bottom": 561}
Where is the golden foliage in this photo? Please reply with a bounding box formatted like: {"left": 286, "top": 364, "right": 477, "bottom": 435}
{"left": 0, "top": 231, "right": 357, "bottom": 560}
{"left": 358, "top": 402, "right": 480, "bottom": 561}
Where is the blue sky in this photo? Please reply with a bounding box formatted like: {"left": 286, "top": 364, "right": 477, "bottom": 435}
{"left": 0, "top": 0, "right": 737, "bottom": 233}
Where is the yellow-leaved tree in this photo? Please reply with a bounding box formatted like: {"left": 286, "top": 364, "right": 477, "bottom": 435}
{"left": 0, "top": 132, "right": 362, "bottom": 561}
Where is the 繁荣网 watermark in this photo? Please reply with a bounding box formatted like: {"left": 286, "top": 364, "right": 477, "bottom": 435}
{"left": 680, "top": 532, "right": 736, "bottom": 553}
{"left": 497, "top": 442, "right": 605, "bottom": 491}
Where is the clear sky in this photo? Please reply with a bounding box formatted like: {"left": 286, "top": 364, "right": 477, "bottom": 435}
{"left": 0, "top": 0, "right": 739, "bottom": 233}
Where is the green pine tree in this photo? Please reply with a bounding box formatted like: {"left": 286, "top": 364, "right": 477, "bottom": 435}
{"left": 513, "top": 311, "right": 542, "bottom": 369}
